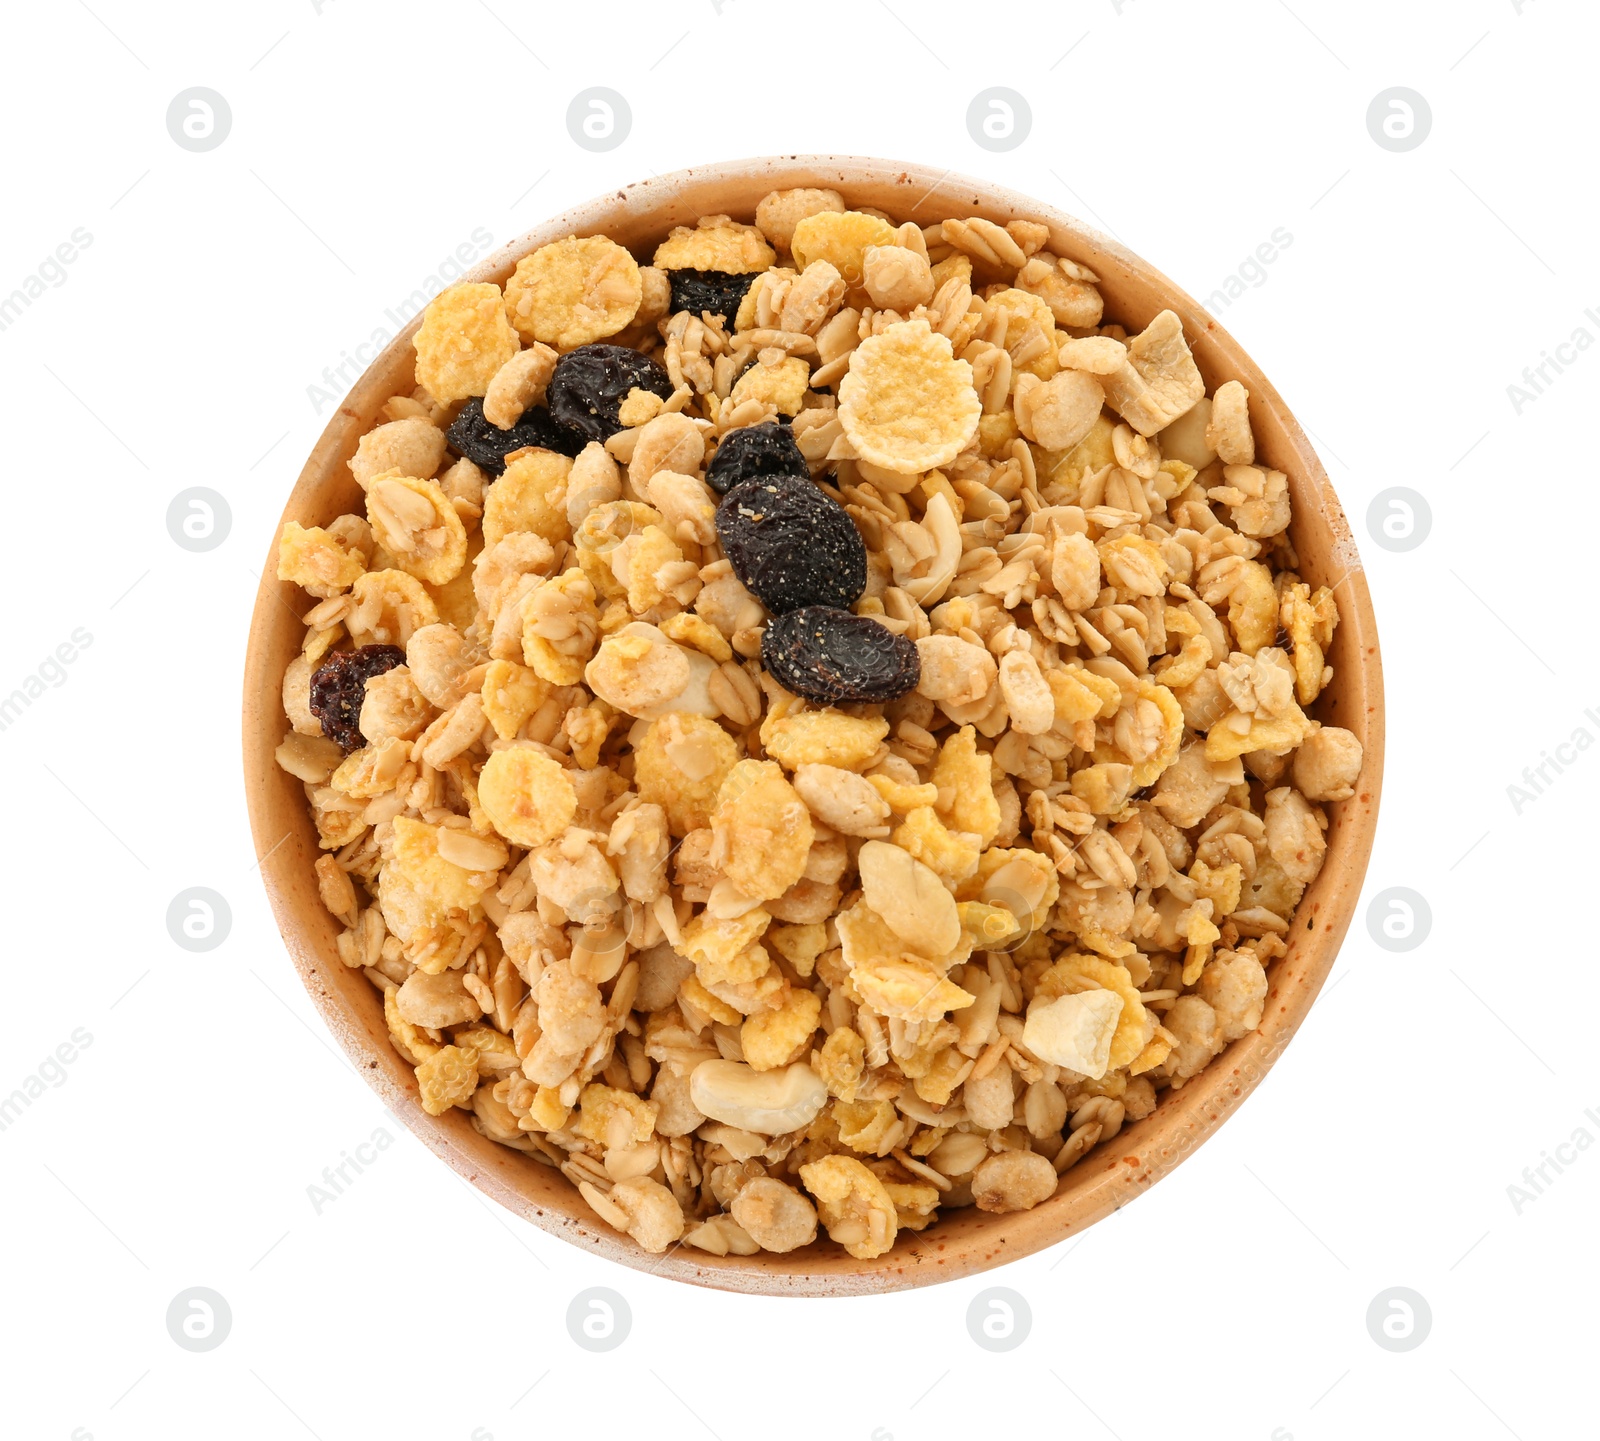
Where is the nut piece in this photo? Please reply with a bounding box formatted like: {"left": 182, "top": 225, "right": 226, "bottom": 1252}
{"left": 793, "top": 764, "right": 892, "bottom": 837}
{"left": 396, "top": 970, "right": 481, "bottom": 1029}
{"left": 971, "top": 1149, "right": 1059, "bottom": 1213}
{"left": 915, "top": 635, "right": 996, "bottom": 706}
{"left": 1292, "top": 725, "right": 1363, "bottom": 802}
{"left": 483, "top": 343, "right": 559, "bottom": 430}
{"left": 1014, "top": 369, "right": 1105, "bottom": 451}
{"left": 729, "top": 1177, "right": 818, "bottom": 1252}
{"left": 1264, "top": 785, "right": 1327, "bottom": 886}
{"left": 688, "top": 1059, "right": 828, "bottom": 1135}
{"left": 1097, "top": 309, "right": 1205, "bottom": 437}
{"left": 856, "top": 840, "right": 960, "bottom": 957}
{"left": 1197, "top": 948, "right": 1268, "bottom": 1042}
{"left": 629, "top": 412, "right": 706, "bottom": 491}
{"left": 605, "top": 1176, "right": 685, "bottom": 1254}
{"left": 998, "top": 650, "right": 1053, "bottom": 735}
{"left": 1205, "top": 379, "right": 1254, "bottom": 465}
{"left": 1022, "top": 990, "right": 1124, "bottom": 1079}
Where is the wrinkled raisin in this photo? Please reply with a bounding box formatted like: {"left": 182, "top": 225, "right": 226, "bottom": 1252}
{"left": 309, "top": 645, "right": 406, "bottom": 752}
{"left": 447, "top": 396, "right": 586, "bottom": 474}
{"left": 705, "top": 419, "right": 809, "bottom": 496}
{"left": 546, "top": 343, "right": 674, "bottom": 444}
{"left": 715, "top": 474, "right": 867, "bottom": 614}
{"left": 668, "top": 268, "right": 758, "bottom": 326}
{"left": 762, "top": 607, "right": 920, "bottom": 705}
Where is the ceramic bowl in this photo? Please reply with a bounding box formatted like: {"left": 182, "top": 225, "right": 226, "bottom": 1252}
{"left": 242, "top": 155, "right": 1384, "bottom": 1296}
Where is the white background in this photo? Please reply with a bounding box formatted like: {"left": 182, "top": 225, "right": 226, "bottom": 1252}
{"left": 1, "top": 1, "right": 1591, "bottom": 1437}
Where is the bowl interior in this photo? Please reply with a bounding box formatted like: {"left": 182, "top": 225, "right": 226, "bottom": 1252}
{"left": 242, "top": 156, "right": 1383, "bottom": 1296}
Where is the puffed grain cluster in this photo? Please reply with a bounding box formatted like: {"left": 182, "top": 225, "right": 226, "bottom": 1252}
{"left": 274, "top": 191, "right": 1364, "bottom": 1261}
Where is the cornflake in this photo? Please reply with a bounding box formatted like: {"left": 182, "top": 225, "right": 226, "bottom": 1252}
{"left": 839, "top": 319, "right": 982, "bottom": 473}
{"left": 504, "top": 235, "right": 642, "bottom": 350}
{"left": 277, "top": 187, "right": 1362, "bottom": 1263}
{"left": 413, "top": 282, "right": 520, "bottom": 404}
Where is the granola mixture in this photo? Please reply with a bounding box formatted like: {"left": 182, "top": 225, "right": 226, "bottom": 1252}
{"left": 274, "top": 193, "right": 1364, "bottom": 1262}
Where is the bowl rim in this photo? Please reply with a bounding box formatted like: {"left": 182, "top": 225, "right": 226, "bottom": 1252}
{"left": 242, "top": 153, "right": 1385, "bottom": 1296}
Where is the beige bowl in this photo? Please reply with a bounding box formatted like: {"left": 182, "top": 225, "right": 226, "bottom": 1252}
{"left": 242, "top": 156, "right": 1384, "bottom": 1296}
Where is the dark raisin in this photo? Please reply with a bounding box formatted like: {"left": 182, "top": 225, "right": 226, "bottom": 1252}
{"left": 309, "top": 645, "right": 407, "bottom": 752}
{"left": 715, "top": 474, "right": 867, "bottom": 614}
{"left": 705, "top": 419, "right": 809, "bottom": 496}
{"left": 668, "top": 268, "right": 758, "bottom": 325}
{"left": 546, "top": 343, "right": 674, "bottom": 445}
{"left": 446, "top": 397, "right": 586, "bottom": 474}
{"left": 762, "top": 607, "right": 920, "bottom": 705}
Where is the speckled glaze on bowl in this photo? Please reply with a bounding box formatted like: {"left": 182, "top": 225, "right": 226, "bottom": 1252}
{"left": 242, "top": 156, "right": 1384, "bottom": 1296}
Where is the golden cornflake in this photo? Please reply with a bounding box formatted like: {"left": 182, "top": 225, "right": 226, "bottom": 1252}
{"left": 634, "top": 712, "right": 739, "bottom": 835}
{"left": 790, "top": 210, "right": 897, "bottom": 286}
{"left": 654, "top": 218, "right": 775, "bottom": 274}
{"left": 277, "top": 521, "right": 366, "bottom": 598}
{"left": 477, "top": 747, "right": 577, "bottom": 848}
{"left": 480, "top": 659, "right": 549, "bottom": 740}
{"left": 391, "top": 816, "right": 498, "bottom": 914}
{"left": 729, "top": 354, "right": 810, "bottom": 415}
{"left": 575, "top": 1084, "right": 658, "bottom": 1148}
{"left": 839, "top": 319, "right": 981, "bottom": 474}
{"left": 892, "top": 805, "right": 981, "bottom": 887}
{"left": 799, "top": 1154, "right": 899, "bottom": 1260}
{"left": 711, "top": 760, "right": 813, "bottom": 902}
{"left": 814, "top": 1026, "right": 866, "bottom": 1101}
{"left": 930, "top": 726, "right": 1001, "bottom": 846}
{"left": 413, "top": 282, "right": 520, "bottom": 404}
{"left": 482, "top": 449, "right": 573, "bottom": 548}
{"left": 741, "top": 988, "right": 821, "bottom": 1070}
{"left": 760, "top": 710, "right": 888, "bottom": 771}
{"left": 503, "top": 235, "right": 642, "bottom": 349}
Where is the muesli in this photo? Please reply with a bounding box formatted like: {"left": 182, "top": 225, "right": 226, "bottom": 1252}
{"left": 273, "top": 191, "right": 1363, "bottom": 1260}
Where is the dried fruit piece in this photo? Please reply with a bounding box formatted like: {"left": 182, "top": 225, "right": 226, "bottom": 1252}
{"left": 715, "top": 475, "right": 867, "bottom": 614}
{"left": 838, "top": 318, "right": 981, "bottom": 473}
{"left": 704, "top": 420, "right": 809, "bottom": 496}
{"left": 446, "top": 396, "right": 586, "bottom": 474}
{"left": 502, "top": 235, "right": 642, "bottom": 350}
{"left": 547, "top": 344, "right": 675, "bottom": 445}
{"left": 761, "top": 607, "right": 920, "bottom": 705}
{"left": 308, "top": 645, "right": 406, "bottom": 751}
{"left": 667, "top": 268, "right": 759, "bottom": 326}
